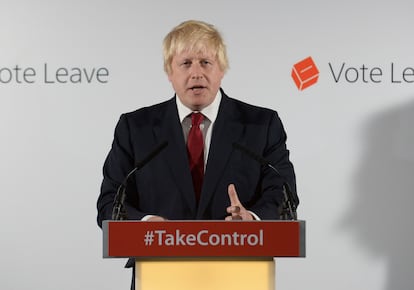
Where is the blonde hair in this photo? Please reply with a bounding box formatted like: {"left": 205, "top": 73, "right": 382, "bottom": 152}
{"left": 163, "top": 20, "right": 229, "bottom": 74}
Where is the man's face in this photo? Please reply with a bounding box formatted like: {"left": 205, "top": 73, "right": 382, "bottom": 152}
{"left": 168, "top": 48, "right": 224, "bottom": 111}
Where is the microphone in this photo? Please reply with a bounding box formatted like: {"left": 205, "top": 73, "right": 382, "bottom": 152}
{"left": 112, "top": 141, "right": 168, "bottom": 220}
{"left": 232, "top": 142, "right": 298, "bottom": 220}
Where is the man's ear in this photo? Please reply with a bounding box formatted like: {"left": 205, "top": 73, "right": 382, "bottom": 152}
{"left": 167, "top": 73, "right": 172, "bottom": 82}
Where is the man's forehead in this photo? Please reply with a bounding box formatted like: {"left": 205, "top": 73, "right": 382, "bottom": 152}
{"left": 175, "top": 47, "right": 217, "bottom": 59}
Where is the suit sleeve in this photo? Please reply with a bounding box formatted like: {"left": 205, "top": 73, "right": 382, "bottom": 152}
{"left": 249, "top": 112, "right": 298, "bottom": 219}
{"left": 96, "top": 114, "right": 145, "bottom": 228}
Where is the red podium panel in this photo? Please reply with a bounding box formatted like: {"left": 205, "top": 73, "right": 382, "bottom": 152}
{"left": 103, "top": 220, "right": 305, "bottom": 258}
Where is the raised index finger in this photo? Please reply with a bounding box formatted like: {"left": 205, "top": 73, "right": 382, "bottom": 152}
{"left": 228, "top": 184, "right": 241, "bottom": 206}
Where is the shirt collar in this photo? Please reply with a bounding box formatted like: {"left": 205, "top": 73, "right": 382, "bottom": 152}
{"left": 176, "top": 90, "right": 222, "bottom": 123}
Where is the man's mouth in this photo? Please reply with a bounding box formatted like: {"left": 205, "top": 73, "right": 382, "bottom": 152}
{"left": 189, "top": 86, "right": 206, "bottom": 90}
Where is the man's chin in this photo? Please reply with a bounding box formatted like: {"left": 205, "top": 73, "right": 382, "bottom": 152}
{"left": 186, "top": 99, "right": 208, "bottom": 111}
{"left": 180, "top": 91, "right": 215, "bottom": 110}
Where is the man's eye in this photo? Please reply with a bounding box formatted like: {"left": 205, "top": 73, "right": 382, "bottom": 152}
{"left": 181, "top": 61, "right": 191, "bottom": 66}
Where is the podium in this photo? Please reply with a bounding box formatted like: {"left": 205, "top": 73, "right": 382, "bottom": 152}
{"left": 102, "top": 220, "right": 305, "bottom": 290}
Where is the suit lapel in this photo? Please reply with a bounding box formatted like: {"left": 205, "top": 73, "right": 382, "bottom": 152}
{"left": 197, "top": 95, "right": 244, "bottom": 218}
{"left": 153, "top": 98, "right": 197, "bottom": 216}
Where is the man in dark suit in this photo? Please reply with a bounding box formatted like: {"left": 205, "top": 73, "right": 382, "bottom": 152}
{"left": 97, "top": 19, "right": 298, "bottom": 288}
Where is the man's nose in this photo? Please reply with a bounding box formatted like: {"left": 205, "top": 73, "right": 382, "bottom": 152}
{"left": 190, "top": 64, "right": 203, "bottom": 79}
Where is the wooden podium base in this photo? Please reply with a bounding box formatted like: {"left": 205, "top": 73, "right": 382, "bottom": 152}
{"left": 135, "top": 259, "right": 275, "bottom": 290}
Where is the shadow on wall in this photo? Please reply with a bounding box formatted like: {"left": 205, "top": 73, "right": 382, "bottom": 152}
{"left": 343, "top": 98, "right": 414, "bottom": 290}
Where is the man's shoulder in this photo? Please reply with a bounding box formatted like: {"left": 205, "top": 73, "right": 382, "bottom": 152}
{"left": 123, "top": 97, "right": 174, "bottom": 120}
{"left": 228, "top": 96, "right": 275, "bottom": 112}
{"left": 222, "top": 92, "right": 278, "bottom": 121}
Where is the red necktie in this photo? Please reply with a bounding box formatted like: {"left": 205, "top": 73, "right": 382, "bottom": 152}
{"left": 187, "top": 112, "right": 204, "bottom": 202}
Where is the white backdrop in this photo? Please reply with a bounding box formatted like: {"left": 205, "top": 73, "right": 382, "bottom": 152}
{"left": 1, "top": 1, "right": 413, "bottom": 289}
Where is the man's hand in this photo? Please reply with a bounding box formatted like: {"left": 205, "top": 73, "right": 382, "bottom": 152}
{"left": 225, "top": 184, "right": 254, "bottom": 221}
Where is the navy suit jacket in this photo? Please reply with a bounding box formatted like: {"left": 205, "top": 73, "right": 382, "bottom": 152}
{"left": 97, "top": 90, "right": 297, "bottom": 227}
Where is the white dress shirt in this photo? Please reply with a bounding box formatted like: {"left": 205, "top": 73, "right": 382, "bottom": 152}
{"left": 176, "top": 90, "right": 221, "bottom": 166}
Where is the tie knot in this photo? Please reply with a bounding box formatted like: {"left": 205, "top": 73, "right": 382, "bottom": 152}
{"left": 191, "top": 112, "right": 204, "bottom": 126}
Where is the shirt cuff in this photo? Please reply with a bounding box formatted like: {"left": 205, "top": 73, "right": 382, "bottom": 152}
{"left": 248, "top": 211, "right": 261, "bottom": 221}
{"left": 141, "top": 215, "right": 155, "bottom": 221}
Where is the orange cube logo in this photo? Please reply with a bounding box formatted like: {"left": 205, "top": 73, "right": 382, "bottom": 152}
{"left": 291, "top": 56, "right": 319, "bottom": 90}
